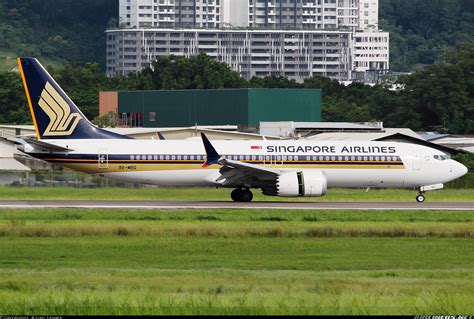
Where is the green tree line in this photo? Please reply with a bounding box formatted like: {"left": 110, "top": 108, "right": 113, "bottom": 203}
{"left": 1, "top": 44, "right": 472, "bottom": 134}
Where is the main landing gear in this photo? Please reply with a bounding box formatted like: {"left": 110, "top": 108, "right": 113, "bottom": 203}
{"left": 231, "top": 188, "right": 253, "bottom": 202}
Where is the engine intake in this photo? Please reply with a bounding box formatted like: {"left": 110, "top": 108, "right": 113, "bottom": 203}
{"left": 270, "top": 170, "right": 327, "bottom": 197}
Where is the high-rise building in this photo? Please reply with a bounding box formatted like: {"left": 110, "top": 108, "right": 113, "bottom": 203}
{"left": 247, "top": 0, "right": 360, "bottom": 31}
{"left": 119, "top": 0, "right": 222, "bottom": 28}
{"left": 358, "top": 0, "right": 378, "bottom": 30}
{"left": 119, "top": 0, "right": 378, "bottom": 31}
{"left": 112, "top": 0, "right": 388, "bottom": 82}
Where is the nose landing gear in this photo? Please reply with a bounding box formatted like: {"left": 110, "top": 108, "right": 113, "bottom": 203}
{"left": 231, "top": 188, "right": 253, "bottom": 202}
{"left": 416, "top": 193, "right": 425, "bottom": 203}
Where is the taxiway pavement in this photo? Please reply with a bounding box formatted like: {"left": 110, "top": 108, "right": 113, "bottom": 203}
{"left": 0, "top": 200, "right": 472, "bottom": 210}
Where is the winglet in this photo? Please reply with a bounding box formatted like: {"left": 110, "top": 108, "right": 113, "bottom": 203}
{"left": 200, "top": 133, "right": 220, "bottom": 168}
{"left": 157, "top": 132, "right": 166, "bottom": 140}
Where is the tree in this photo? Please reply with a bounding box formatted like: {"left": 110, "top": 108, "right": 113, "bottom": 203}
{"left": 142, "top": 54, "right": 246, "bottom": 90}
{"left": 398, "top": 43, "right": 474, "bottom": 133}
{"left": 0, "top": 72, "right": 30, "bottom": 124}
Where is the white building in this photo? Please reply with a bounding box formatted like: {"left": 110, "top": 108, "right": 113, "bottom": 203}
{"left": 114, "top": 0, "right": 388, "bottom": 82}
{"left": 358, "top": 0, "right": 379, "bottom": 31}
{"left": 119, "top": 0, "right": 222, "bottom": 28}
{"left": 353, "top": 31, "right": 389, "bottom": 73}
{"left": 246, "top": 0, "right": 360, "bottom": 31}
{"left": 120, "top": 0, "right": 378, "bottom": 31}
{"left": 106, "top": 28, "right": 353, "bottom": 81}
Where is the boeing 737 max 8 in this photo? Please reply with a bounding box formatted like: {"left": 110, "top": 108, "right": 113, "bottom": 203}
{"left": 15, "top": 58, "right": 468, "bottom": 202}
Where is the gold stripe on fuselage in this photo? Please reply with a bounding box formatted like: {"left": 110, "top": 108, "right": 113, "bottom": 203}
{"left": 57, "top": 162, "right": 405, "bottom": 174}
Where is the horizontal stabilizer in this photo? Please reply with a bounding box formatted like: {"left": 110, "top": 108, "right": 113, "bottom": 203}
{"left": 23, "top": 137, "right": 72, "bottom": 152}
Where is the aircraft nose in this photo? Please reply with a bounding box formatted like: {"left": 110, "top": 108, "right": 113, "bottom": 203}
{"left": 454, "top": 161, "right": 468, "bottom": 178}
{"left": 459, "top": 162, "right": 468, "bottom": 176}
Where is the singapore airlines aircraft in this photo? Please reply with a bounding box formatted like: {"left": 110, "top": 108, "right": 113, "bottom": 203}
{"left": 16, "top": 58, "right": 468, "bottom": 202}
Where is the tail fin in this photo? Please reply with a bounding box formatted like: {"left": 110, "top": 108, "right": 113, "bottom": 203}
{"left": 18, "top": 57, "right": 129, "bottom": 140}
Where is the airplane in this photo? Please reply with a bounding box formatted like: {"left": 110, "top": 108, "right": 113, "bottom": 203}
{"left": 15, "top": 57, "right": 468, "bottom": 203}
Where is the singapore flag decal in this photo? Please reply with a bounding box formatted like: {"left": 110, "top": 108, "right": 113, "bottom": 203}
{"left": 250, "top": 146, "right": 262, "bottom": 150}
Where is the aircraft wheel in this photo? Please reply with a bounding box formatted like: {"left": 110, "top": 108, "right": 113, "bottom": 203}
{"left": 416, "top": 194, "right": 425, "bottom": 203}
{"left": 231, "top": 189, "right": 253, "bottom": 202}
{"left": 231, "top": 189, "right": 243, "bottom": 202}
{"left": 241, "top": 189, "right": 253, "bottom": 202}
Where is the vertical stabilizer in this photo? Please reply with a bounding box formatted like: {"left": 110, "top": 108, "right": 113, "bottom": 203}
{"left": 18, "top": 57, "right": 129, "bottom": 140}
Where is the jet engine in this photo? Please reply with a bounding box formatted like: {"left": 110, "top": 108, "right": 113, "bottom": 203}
{"left": 263, "top": 170, "right": 327, "bottom": 197}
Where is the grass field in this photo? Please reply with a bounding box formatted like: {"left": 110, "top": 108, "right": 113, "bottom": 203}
{"left": 0, "top": 208, "right": 473, "bottom": 315}
{"left": 0, "top": 186, "right": 473, "bottom": 202}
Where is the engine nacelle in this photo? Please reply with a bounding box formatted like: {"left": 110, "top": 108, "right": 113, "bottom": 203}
{"left": 275, "top": 170, "right": 327, "bottom": 197}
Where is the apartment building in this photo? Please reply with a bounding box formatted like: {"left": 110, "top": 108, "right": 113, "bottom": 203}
{"left": 119, "top": 0, "right": 221, "bottom": 28}
{"left": 106, "top": 28, "right": 353, "bottom": 81}
{"left": 353, "top": 31, "right": 388, "bottom": 71}
{"left": 113, "top": 0, "right": 388, "bottom": 82}
{"left": 246, "top": 0, "right": 359, "bottom": 31}
{"left": 358, "top": 0, "right": 378, "bottom": 30}
{"left": 119, "top": 0, "right": 378, "bottom": 31}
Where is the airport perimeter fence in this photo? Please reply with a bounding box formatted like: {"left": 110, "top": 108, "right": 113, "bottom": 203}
{"left": 1, "top": 170, "right": 143, "bottom": 188}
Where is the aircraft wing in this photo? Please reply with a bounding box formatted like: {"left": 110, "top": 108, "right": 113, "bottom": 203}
{"left": 215, "top": 158, "right": 280, "bottom": 186}
{"left": 201, "top": 133, "right": 281, "bottom": 187}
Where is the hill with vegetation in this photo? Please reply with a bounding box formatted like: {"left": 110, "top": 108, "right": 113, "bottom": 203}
{"left": 380, "top": 0, "right": 473, "bottom": 71}
{"left": 0, "top": 0, "right": 117, "bottom": 71}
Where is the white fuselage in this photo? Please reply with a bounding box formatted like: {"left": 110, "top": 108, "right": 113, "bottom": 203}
{"left": 25, "top": 138, "right": 467, "bottom": 190}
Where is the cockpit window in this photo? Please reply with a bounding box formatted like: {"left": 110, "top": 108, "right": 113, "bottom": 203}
{"left": 433, "top": 154, "right": 450, "bottom": 161}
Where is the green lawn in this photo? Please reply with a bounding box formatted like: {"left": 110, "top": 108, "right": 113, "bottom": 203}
{"left": 1, "top": 186, "right": 473, "bottom": 202}
{"left": 0, "top": 208, "right": 473, "bottom": 315}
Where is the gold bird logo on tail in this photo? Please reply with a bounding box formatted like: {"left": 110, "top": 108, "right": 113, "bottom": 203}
{"left": 38, "top": 82, "right": 82, "bottom": 136}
